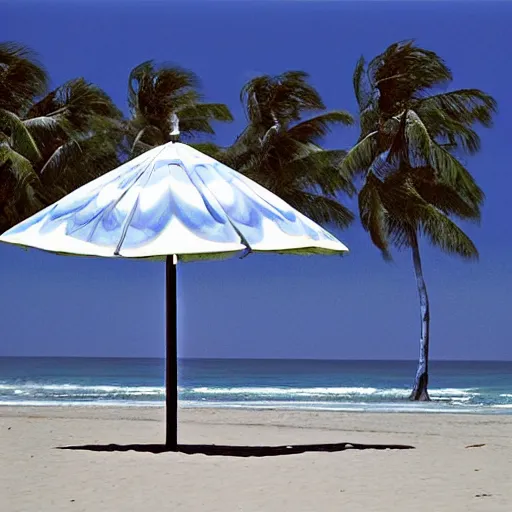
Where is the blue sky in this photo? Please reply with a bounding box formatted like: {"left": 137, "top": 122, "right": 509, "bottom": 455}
{"left": 1, "top": 0, "right": 510, "bottom": 360}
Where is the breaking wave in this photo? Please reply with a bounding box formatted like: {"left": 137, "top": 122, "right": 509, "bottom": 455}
{"left": 187, "top": 386, "right": 476, "bottom": 399}
{"left": 1, "top": 382, "right": 506, "bottom": 413}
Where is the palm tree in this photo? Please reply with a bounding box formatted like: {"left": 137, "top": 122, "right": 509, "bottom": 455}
{"left": 219, "top": 71, "right": 355, "bottom": 230}
{"left": 0, "top": 42, "right": 122, "bottom": 231}
{"left": 127, "top": 60, "right": 233, "bottom": 155}
{"left": 342, "top": 41, "right": 497, "bottom": 400}
{"left": 26, "top": 78, "right": 123, "bottom": 204}
{"left": 0, "top": 41, "right": 48, "bottom": 224}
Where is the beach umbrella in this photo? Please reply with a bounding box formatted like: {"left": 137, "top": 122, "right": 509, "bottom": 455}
{"left": 0, "top": 134, "right": 348, "bottom": 449}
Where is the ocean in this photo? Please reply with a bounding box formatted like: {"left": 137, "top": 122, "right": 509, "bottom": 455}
{"left": 0, "top": 357, "right": 511, "bottom": 414}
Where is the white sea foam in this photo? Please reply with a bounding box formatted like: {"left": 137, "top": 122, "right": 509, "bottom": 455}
{"left": 0, "top": 383, "right": 481, "bottom": 401}
{"left": 188, "top": 386, "right": 478, "bottom": 399}
{"left": 191, "top": 386, "right": 384, "bottom": 396}
{"left": 430, "top": 388, "right": 477, "bottom": 397}
{"left": 0, "top": 400, "right": 163, "bottom": 407}
{"left": 0, "top": 382, "right": 498, "bottom": 414}
{"left": 0, "top": 383, "right": 165, "bottom": 395}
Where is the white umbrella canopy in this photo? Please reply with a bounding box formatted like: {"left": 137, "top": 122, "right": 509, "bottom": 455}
{"left": 0, "top": 141, "right": 349, "bottom": 450}
{"left": 0, "top": 142, "right": 348, "bottom": 259}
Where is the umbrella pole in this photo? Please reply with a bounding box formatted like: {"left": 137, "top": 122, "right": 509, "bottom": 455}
{"left": 165, "top": 255, "right": 178, "bottom": 450}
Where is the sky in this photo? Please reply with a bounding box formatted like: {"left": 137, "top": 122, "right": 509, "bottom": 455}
{"left": 0, "top": 0, "right": 510, "bottom": 360}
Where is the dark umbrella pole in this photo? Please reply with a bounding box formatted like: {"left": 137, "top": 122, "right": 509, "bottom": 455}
{"left": 165, "top": 255, "right": 178, "bottom": 449}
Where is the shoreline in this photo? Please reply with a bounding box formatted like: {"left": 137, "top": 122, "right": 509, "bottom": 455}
{"left": 3, "top": 404, "right": 512, "bottom": 437}
{"left": 1, "top": 401, "right": 512, "bottom": 415}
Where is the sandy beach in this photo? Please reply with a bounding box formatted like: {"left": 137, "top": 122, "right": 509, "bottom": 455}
{"left": 0, "top": 407, "right": 511, "bottom": 511}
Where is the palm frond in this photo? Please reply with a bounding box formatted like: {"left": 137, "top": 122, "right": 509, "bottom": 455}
{"left": 179, "top": 102, "right": 233, "bottom": 122}
{"left": 127, "top": 60, "right": 230, "bottom": 145}
{"left": 358, "top": 173, "right": 391, "bottom": 259}
{"left": 39, "top": 139, "right": 82, "bottom": 177}
{"left": 23, "top": 115, "right": 69, "bottom": 150}
{"left": 130, "top": 125, "right": 165, "bottom": 153}
{"left": 412, "top": 167, "right": 480, "bottom": 221}
{"left": 129, "top": 61, "right": 200, "bottom": 114}
{"left": 0, "top": 108, "right": 41, "bottom": 161}
{"left": 154, "top": 65, "right": 200, "bottom": 99}
{"left": 0, "top": 142, "right": 41, "bottom": 204}
{"left": 189, "top": 142, "right": 226, "bottom": 160}
{"left": 23, "top": 115, "right": 63, "bottom": 132}
{"left": 414, "top": 89, "right": 497, "bottom": 155}
{"left": 369, "top": 40, "right": 452, "bottom": 116}
{"left": 285, "top": 190, "right": 354, "bottom": 229}
{"left": 178, "top": 103, "right": 234, "bottom": 135}
{"left": 287, "top": 111, "right": 354, "bottom": 143}
{"left": 285, "top": 149, "right": 355, "bottom": 196}
{"left": 418, "top": 201, "right": 478, "bottom": 259}
{"left": 418, "top": 106, "right": 481, "bottom": 154}
{"left": 428, "top": 142, "right": 484, "bottom": 208}
{"left": 353, "top": 56, "right": 369, "bottom": 110}
{"left": 340, "top": 130, "right": 378, "bottom": 177}
{"left": 416, "top": 89, "right": 496, "bottom": 127}
{"left": 46, "top": 78, "right": 122, "bottom": 131}
{"left": 0, "top": 42, "right": 48, "bottom": 113}
{"left": 241, "top": 71, "right": 325, "bottom": 126}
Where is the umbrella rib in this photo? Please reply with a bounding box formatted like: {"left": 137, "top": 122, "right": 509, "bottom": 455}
{"left": 208, "top": 163, "right": 339, "bottom": 248}
{"left": 179, "top": 153, "right": 253, "bottom": 253}
{"left": 154, "top": 149, "right": 252, "bottom": 254}
{"left": 211, "top": 165, "right": 290, "bottom": 221}
{"left": 70, "top": 165, "right": 148, "bottom": 242}
{"left": 198, "top": 162, "right": 289, "bottom": 252}
{"left": 61, "top": 155, "right": 156, "bottom": 244}
{"left": 113, "top": 146, "right": 168, "bottom": 256}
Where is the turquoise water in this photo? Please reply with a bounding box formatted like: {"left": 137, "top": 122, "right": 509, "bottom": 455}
{"left": 0, "top": 357, "right": 511, "bottom": 413}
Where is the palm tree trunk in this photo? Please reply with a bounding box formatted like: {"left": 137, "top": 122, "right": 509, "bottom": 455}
{"left": 409, "top": 233, "right": 431, "bottom": 401}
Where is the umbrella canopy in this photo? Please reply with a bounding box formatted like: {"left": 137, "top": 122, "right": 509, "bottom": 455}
{"left": 0, "top": 142, "right": 348, "bottom": 259}
{"left": 0, "top": 141, "right": 349, "bottom": 450}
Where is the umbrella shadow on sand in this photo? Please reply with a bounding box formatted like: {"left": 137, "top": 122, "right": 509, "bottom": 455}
{"left": 57, "top": 442, "right": 415, "bottom": 457}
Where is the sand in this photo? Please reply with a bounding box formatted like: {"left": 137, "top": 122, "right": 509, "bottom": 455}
{"left": 1, "top": 406, "right": 511, "bottom": 511}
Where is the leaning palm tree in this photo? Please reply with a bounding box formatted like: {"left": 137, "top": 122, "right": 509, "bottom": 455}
{"left": 219, "top": 71, "right": 355, "bottom": 230}
{"left": 342, "top": 41, "right": 497, "bottom": 400}
{"left": 127, "top": 60, "right": 233, "bottom": 155}
{"left": 0, "top": 41, "right": 122, "bottom": 231}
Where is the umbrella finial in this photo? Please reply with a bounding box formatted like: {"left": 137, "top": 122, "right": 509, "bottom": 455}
{"left": 170, "top": 112, "right": 180, "bottom": 142}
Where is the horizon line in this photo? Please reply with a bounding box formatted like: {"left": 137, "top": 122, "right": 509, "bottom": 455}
{"left": 1, "top": 356, "right": 511, "bottom": 363}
